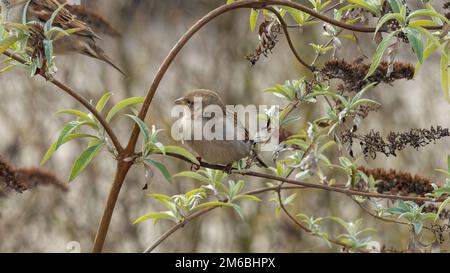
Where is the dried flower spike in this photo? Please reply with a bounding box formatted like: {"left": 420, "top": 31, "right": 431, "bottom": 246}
{"left": 342, "top": 126, "right": 450, "bottom": 159}
{"left": 246, "top": 19, "right": 281, "bottom": 66}
{"left": 320, "top": 59, "right": 414, "bottom": 93}
{"left": 358, "top": 166, "right": 434, "bottom": 197}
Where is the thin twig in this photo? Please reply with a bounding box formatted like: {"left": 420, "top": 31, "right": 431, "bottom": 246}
{"left": 352, "top": 198, "right": 432, "bottom": 231}
{"left": 158, "top": 152, "right": 445, "bottom": 204}
{"left": 144, "top": 185, "right": 303, "bottom": 253}
{"left": 243, "top": 170, "right": 444, "bottom": 203}
{"left": 2, "top": 51, "right": 124, "bottom": 154}
{"left": 266, "top": 7, "right": 315, "bottom": 72}
{"left": 275, "top": 183, "right": 357, "bottom": 250}
{"left": 274, "top": 148, "right": 352, "bottom": 251}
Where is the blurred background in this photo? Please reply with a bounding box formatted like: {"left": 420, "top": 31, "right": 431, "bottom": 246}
{"left": 0, "top": 0, "right": 449, "bottom": 252}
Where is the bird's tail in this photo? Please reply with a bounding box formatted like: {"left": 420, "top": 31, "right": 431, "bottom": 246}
{"left": 255, "top": 155, "right": 269, "bottom": 168}
{"left": 83, "top": 44, "right": 128, "bottom": 77}
{"left": 96, "top": 50, "right": 128, "bottom": 77}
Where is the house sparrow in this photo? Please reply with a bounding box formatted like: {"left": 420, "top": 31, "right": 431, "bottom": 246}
{"left": 0, "top": 0, "right": 126, "bottom": 76}
{"left": 174, "top": 89, "right": 267, "bottom": 167}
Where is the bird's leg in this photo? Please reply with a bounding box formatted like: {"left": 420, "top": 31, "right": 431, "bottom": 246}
{"left": 224, "top": 164, "right": 233, "bottom": 174}
{"left": 190, "top": 157, "right": 202, "bottom": 171}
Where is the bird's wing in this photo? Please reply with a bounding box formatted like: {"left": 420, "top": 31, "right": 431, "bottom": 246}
{"left": 29, "top": 0, "right": 99, "bottom": 39}
{"left": 226, "top": 110, "right": 269, "bottom": 168}
{"left": 225, "top": 109, "right": 250, "bottom": 142}
{"left": 65, "top": 5, "right": 120, "bottom": 36}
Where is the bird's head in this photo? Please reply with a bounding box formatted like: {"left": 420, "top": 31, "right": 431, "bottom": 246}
{"left": 174, "top": 89, "right": 226, "bottom": 113}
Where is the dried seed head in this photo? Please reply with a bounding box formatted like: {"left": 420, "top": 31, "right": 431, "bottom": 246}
{"left": 321, "top": 59, "right": 415, "bottom": 93}
{"left": 0, "top": 156, "right": 67, "bottom": 197}
{"left": 246, "top": 19, "right": 281, "bottom": 66}
{"left": 358, "top": 166, "right": 434, "bottom": 197}
{"left": 0, "top": 157, "right": 26, "bottom": 194}
{"left": 15, "top": 168, "right": 68, "bottom": 192}
{"left": 342, "top": 126, "right": 450, "bottom": 159}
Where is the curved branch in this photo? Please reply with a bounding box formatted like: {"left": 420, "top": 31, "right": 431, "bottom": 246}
{"left": 2, "top": 51, "right": 124, "bottom": 154}
{"left": 244, "top": 170, "right": 443, "bottom": 203}
{"left": 265, "top": 7, "right": 315, "bottom": 72}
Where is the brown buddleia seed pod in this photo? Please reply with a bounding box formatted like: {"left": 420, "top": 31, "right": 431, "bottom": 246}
{"left": 320, "top": 59, "right": 414, "bottom": 93}
{"left": 0, "top": 157, "right": 27, "bottom": 194}
{"left": 14, "top": 168, "right": 68, "bottom": 192}
{"left": 357, "top": 166, "right": 434, "bottom": 197}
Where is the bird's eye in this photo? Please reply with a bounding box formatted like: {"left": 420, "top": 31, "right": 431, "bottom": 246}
{"left": 186, "top": 100, "right": 193, "bottom": 106}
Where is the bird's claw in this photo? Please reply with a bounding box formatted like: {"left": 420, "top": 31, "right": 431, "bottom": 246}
{"left": 224, "top": 164, "right": 233, "bottom": 174}
{"left": 190, "top": 157, "right": 202, "bottom": 171}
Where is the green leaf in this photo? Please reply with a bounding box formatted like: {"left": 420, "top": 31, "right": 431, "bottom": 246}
{"left": 408, "top": 19, "right": 440, "bottom": 27}
{"left": 339, "top": 157, "right": 353, "bottom": 168}
{"left": 327, "top": 216, "right": 350, "bottom": 231}
{"left": 403, "top": 27, "right": 424, "bottom": 63}
{"left": 319, "top": 140, "right": 336, "bottom": 154}
{"left": 226, "top": 0, "right": 235, "bottom": 4}
{"left": 56, "top": 109, "right": 93, "bottom": 123}
{"left": 231, "top": 203, "right": 245, "bottom": 220}
{"left": 283, "top": 193, "right": 297, "bottom": 206}
{"left": 284, "top": 7, "right": 309, "bottom": 25}
{"left": 96, "top": 92, "right": 113, "bottom": 113}
{"left": 132, "top": 211, "right": 176, "bottom": 224}
{"left": 232, "top": 195, "right": 262, "bottom": 202}
{"left": 55, "top": 121, "right": 84, "bottom": 150}
{"left": 350, "top": 98, "right": 380, "bottom": 109}
{"left": 4, "top": 22, "right": 29, "bottom": 32}
{"left": 106, "top": 97, "right": 144, "bottom": 122}
{"left": 347, "top": 0, "right": 380, "bottom": 16}
{"left": 145, "top": 159, "right": 172, "bottom": 183}
{"left": 407, "top": 9, "right": 450, "bottom": 25}
{"left": 387, "top": 0, "right": 402, "bottom": 13}
{"left": 44, "top": 2, "right": 66, "bottom": 32}
{"left": 0, "top": 35, "right": 18, "bottom": 54}
{"left": 414, "top": 40, "right": 438, "bottom": 78}
{"left": 162, "top": 145, "right": 200, "bottom": 165}
{"left": 125, "top": 114, "right": 150, "bottom": 143}
{"left": 173, "top": 171, "right": 210, "bottom": 183}
{"left": 375, "top": 13, "right": 405, "bottom": 36}
{"left": 147, "top": 193, "right": 177, "bottom": 213}
{"left": 194, "top": 201, "right": 233, "bottom": 210}
{"left": 365, "top": 30, "right": 399, "bottom": 79}
{"left": 41, "top": 133, "right": 99, "bottom": 165}
{"left": 249, "top": 9, "right": 259, "bottom": 32}
{"left": 69, "top": 142, "right": 104, "bottom": 181}
{"left": 0, "top": 63, "right": 16, "bottom": 73}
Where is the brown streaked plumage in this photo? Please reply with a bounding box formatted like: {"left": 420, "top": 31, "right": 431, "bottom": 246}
{"left": 61, "top": 2, "right": 121, "bottom": 37}
{"left": 0, "top": 0, "right": 126, "bottom": 76}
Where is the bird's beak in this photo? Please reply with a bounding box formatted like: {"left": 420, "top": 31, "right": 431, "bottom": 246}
{"left": 174, "top": 97, "right": 186, "bottom": 105}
